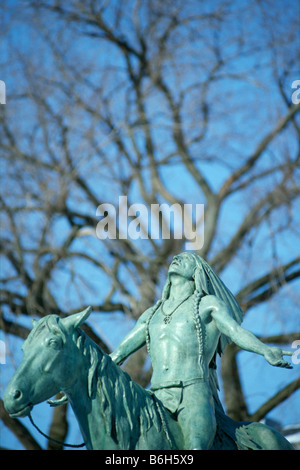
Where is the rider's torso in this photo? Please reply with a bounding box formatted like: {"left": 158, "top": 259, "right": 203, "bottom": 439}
{"left": 148, "top": 294, "right": 221, "bottom": 388}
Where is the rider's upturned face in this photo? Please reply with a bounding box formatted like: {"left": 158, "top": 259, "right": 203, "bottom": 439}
{"left": 168, "top": 253, "right": 196, "bottom": 280}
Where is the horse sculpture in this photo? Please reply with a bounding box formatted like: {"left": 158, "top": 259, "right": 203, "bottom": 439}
{"left": 3, "top": 308, "right": 294, "bottom": 450}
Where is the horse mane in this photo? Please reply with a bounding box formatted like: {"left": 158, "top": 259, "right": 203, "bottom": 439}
{"left": 74, "top": 327, "right": 164, "bottom": 450}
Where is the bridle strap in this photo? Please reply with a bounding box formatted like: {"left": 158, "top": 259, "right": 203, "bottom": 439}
{"left": 29, "top": 413, "right": 85, "bottom": 448}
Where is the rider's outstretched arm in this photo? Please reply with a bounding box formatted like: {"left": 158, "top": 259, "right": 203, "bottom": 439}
{"left": 202, "top": 295, "right": 293, "bottom": 369}
{"left": 109, "top": 306, "right": 153, "bottom": 366}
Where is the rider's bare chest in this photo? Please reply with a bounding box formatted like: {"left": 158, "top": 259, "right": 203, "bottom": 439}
{"left": 149, "top": 298, "right": 196, "bottom": 338}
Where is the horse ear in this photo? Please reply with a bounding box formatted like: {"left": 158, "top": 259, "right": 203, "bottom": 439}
{"left": 61, "top": 306, "right": 92, "bottom": 331}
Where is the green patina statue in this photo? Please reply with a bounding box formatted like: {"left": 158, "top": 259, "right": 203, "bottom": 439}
{"left": 110, "top": 252, "right": 293, "bottom": 449}
{"left": 4, "top": 253, "right": 294, "bottom": 450}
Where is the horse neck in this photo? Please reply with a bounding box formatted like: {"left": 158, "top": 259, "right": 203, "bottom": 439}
{"left": 63, "top": 330, "right": 117, "bottom": 450}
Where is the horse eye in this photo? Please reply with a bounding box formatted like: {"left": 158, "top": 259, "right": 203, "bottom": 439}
{"left": 48, "top": 337, "right": 62, "bottom": 349}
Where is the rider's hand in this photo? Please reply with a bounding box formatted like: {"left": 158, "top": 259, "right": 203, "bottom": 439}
{"left": 264, "top": 346, "right": 293, "bottom": 369}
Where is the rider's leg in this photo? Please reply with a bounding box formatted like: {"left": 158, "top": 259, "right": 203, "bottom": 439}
{"left": 177, "top": 381, "right": 216, "bottom": 450}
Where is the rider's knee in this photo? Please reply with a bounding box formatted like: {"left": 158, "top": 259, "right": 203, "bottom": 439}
{"left": 185, "top": 431, "right": 215, "bottom": 450}
{"left": 183, "top": 413, "right": 216, "bottom": 450}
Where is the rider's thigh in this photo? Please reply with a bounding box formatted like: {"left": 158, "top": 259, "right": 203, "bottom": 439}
{"left": 177, "top": 382, "right": 216, "bottom": 450}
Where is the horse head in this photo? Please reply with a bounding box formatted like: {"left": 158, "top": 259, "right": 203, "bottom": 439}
{"left": 3, "top": 307, "right": 92, "bottom": 419}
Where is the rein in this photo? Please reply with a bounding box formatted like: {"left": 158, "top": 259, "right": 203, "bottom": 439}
{"left": 29, "top": 412, "right": 86, "bottom": 448}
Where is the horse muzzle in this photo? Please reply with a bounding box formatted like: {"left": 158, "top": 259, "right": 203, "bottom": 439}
{"left": 3, "top": 387, "right": 33, "bottom": 418}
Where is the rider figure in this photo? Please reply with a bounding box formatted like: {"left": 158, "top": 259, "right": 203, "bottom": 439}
{"left": 110, "top": 252, "right": 292, "bottom": 450}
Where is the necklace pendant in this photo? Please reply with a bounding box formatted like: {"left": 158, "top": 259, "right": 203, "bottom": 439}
{"left": 161, "top": 294, "right": 190, "bottom": 324}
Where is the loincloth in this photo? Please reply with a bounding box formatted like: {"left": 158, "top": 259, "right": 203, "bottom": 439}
{"left": 151, "top": 377, "right": 208, "bottom": 415}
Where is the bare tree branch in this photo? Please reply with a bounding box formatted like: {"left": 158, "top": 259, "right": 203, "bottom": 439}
{"left": 219, "top": 104, "right": 300, "bottom": 199}
{"left": 249, "top": 378, "right": 300, "bottom": 422}
{"left": 211, "top": 182, "right": 300, "bottom": 273}
{"left": 236, "top": 257, "right": 300, "bottom": 310}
